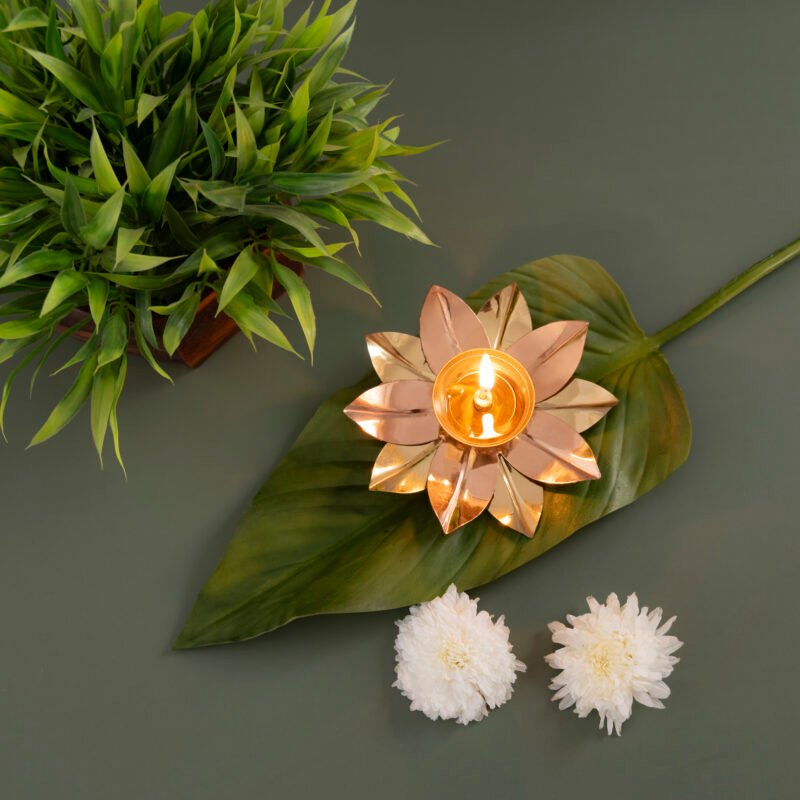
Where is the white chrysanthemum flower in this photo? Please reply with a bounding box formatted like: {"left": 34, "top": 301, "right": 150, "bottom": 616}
{"left": 393, "top": 584, "right": 526, "bottom": 724}
{"left": 545, "top": 593, "right": 683, "bottom": 735}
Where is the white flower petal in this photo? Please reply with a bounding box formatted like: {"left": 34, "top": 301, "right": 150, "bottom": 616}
{"left": 545, "top": 593, "right": 683, "bottom": 735}
{"left": 394, "top": 584, "right": 526, "bottom": 725}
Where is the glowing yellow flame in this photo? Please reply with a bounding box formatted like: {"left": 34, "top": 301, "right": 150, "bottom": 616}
{"left": 478, "top": 353, "right": 495, "bottom": 391}
{"left": 480, "top": 413, "right": 498, "bottom": 439}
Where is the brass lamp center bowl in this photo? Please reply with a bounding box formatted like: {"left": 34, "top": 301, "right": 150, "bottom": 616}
{"left": 432, "top": 348, "right": 535, "bottom": 448}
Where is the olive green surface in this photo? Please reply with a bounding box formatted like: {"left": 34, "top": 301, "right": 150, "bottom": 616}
{"left": 2, "top": 1, "right": 799, "bottom": 798}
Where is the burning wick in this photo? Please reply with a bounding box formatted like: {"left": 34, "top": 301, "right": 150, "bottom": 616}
{"left": 479, "top": 413, "right": 498, "bottom": 439}
{"left": 473, "top": 354, "right": 495, "bottom": 410}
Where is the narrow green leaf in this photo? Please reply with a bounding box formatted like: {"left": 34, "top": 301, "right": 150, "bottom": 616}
{"left": 200, "top": 119, "right": 224, "bottom": 180}
{"left": 115, "top": 253, "right": 179, "bottom": 273}
{"left": 61, "top": 173, "right": 87, "bottom": 239}
{"left": 122, "top": 138, "right": 151, "bottom": 195}
{"left": 0, "top": 337, "right": 36, "bottom": 367}
{"left": 337, "top": 195, "right": 433, "bottom": 245}
{"left": 108, "top": 354, "right": 127, "bottom": 477}
{"left": 51, "top": 334, "right": 100, "bottom": 376}
{"left": 225, "top": 292, "right": 299, "bottom": 356}
{"left": 308, "top": 25, "right": 354, "bottom": 95}
{"left": 3, "top": 8, "right": 49, "bottom": 32}
{"left": 69, "top": 0, "right": 106, "bottom": 55}
{"left": 247, "top": 204, "right": 329, "bottom": 254}
{"left": 162, "top": 288, "right": 201, "bottom": 356}
{"left": 28, "top": 352, "right": 99, "bottom": 447}
{"left": 97, "top": 309, "right": 129, "bottom": 368}
{"left": 0, "top": 199, "right": 50, "bottom": 233}
{"left": 209, "top": 65, "right": 237, "bottom": 133}
{"left": 142, "top": 158, "right": 181, "bottom": 220}
{"left": 180, "top": 180, "right": 248, "bottom": 211}
{"left": 41, "top": 270, "right": 86, "bottom": 316}
{"left": 264, "top": 171, "right": 374, "bottom": 197}
{"left": 292, "top": 107, "right": 332, "bottom": 171}
{"left": 148, "top": 83, "right": 191, "bottom": 175}
{"left": 0, "top": 88, "right": 46, "bottom": 124}
{"left": 248, "top": 68, "right": 265, "bottom": 137}
{"left": 80, "top": 188, "right": 125, "bottom": 250}
{"left": 0, "top": 249, "right": 73, "bottom": 289}
{"left": 90, "top": 124, "right": 123, "bottom": 196}
{"left": 90, "top": 363, "right": 117, "bottom": 464}
{"left": 299, "top": 253, "right": 377, "bottom": 302}
{"left": 115, "top": 226, "right": 147, "bottom": 264}
{"left": 165, "top": 202, "right": 200, "bottom": 251}
{"left": 234, "top": 102, "right": 257, "bottom": 179}
{"left": 133, "top": 315, "right": 171, "bottom": 381}
{"left": 46, "top": 4, "right": 67, "bottom": 60}
{"left": 218, "top": 247, "right": 260, "bottom": 312}
{"left": 135, "top": 290, "right": 157, "bottom": 348}
{"left": 198, "top": 251, "right": 220, "bottom": 275}
{"left": 24, "top": 49, "right": 103, "bottom": 111}
{"left": 87, "top": 277, "right": 109, "bottom": 327}
{"left": 285, "top": 80, "right": 309, "bottom": 150}
{"left": 137, "top": 93, "right": 166, "bottom": 126}
{"left": 100, "top": 31, "right": 124, "bottom": 90}
{"left": 273, "top": 258, "right": 316, "bottom": 358}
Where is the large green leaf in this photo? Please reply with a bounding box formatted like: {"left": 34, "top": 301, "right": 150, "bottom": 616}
{"left": 175, "top": 255, "right": 692, "bottom": 648}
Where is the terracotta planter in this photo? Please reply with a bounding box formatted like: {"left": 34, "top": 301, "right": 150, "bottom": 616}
{"left": 58, "top": 258, "right": 304, "bottom": 369}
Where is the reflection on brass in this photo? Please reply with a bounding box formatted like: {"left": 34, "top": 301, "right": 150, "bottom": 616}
{"left": 344, "top": 380, "right": 439, "bottom": 445}
{"left": 505, "top": 410, "right": 600, "bottom": 484}
{"left": 419, "top": 285, "right": 489, "bottom": 372}
{"left": 477, "top": 283, "right": 532, "bottom": 350}
{"left": 427, "top": 440, "right": 498, "bottom": 533}
{"left": 431, "top": 348, "right": 535, "bottom": 448}
{"left": 344, "top": 282, "right": 617, "bottom": 537}
{"left": 489, "top": 457, "right": 544, "bottom": 537}
{"left": 366, "top": 332, "right": 435, "bottom": 383}
{"left": 537, "top": 378, "right": 619, "bottom": 432}
{"left": 370, "top": 442, "right": 439, "bottom": 493}
{"left": 507, "top": 320, "right": 588, "bottom": 401}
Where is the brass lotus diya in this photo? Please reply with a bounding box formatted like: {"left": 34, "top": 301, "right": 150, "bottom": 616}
{"left": 344, "top": 284, "right": 618, "bottom": 536}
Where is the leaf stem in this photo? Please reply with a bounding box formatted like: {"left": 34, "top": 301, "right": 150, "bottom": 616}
{"left": 651, "top": 234, "right": 800, "bottom": 347}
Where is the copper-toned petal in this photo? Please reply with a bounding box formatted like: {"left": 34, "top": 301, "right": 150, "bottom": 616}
{"left": 477, "top": 283, "right": 532, "bottom": 350}
{"left": 344, "top": 381, "right": 439, "bottom": 445}
{"left": 419, "top": 285, "right": 489, "bottom": 373}
{"left": 506, "top": 320, "right": 588, "bottom": 401}
{"left": 366, "top": 332, "right": 435, "bottom": 383}
{"left": 537, "top": 378, "right": 619, "bottom": 433}
{"left": 427, "top": 440, "right": 498, "bottom": 533}
{"left": 505, "top": 410, "right": 600, "bottom": 484}
{"left": 369, "top": 441, "right": 439, "bottom": 493}
{"left": 489, "top": 457, "right": 544, "bottom": 537}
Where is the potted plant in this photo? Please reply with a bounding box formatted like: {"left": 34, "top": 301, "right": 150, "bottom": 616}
{"left": 0, "top": 0, "right": 434, "bottom": 470}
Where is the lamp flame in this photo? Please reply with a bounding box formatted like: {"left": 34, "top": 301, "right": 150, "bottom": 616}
{"left": 479, "top": 353, "right": 495, "bottom": 391}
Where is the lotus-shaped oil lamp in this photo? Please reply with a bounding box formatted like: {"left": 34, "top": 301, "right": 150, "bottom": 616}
{"left": 344, "top": 285, "right": 618, "bottom": 536}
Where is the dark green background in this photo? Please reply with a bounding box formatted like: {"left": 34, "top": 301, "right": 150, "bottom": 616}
{"left": 2, "top": 1, "right": 799, "bottom": 797}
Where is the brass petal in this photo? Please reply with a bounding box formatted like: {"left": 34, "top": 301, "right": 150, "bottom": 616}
{"left": 427, "top": 440, "right": 498, "bottom": 533}
{"left": 477, "top": 283, "right": 532, "bottom": 350}
{"left": 366, "top": 332, "right": 435, "bottom": 382}
{"left": 489, "top": 457, "right": 544, "bottom": 537}
{"left": 537, "top": 378, "right": 619, "bottom": 432}
{"left": 419, "top": 285, "right": 489, "bottom": 373}
{"left": 344, "top": 381, "right": 439, "bottom": 445}
{"left": 369, "top": 441, "right": 439, "bottom": 493}
{"left": 506, "top": 320, "right": 588, "bottom": 401}
{"left": 505, "top": 409, "right": 600, "bottom": 484}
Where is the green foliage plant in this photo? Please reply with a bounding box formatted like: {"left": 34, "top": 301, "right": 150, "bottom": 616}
{"left": 0, "top": 0, "right": 434, "bottom": 470}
